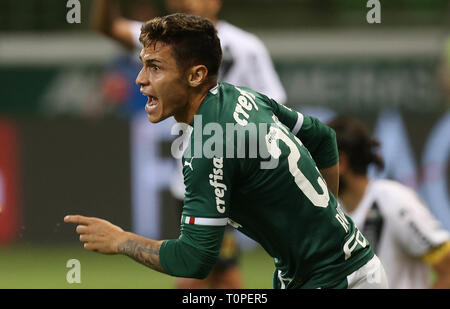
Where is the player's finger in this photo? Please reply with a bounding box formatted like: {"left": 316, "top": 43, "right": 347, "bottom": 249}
{"left": 64, "top": 215, "right": 92, "bottom": 225}
{"left": 79, "top": 234, "right": 94, "bottom": 243}
{"left": 83, "top": 242, "right": 98, "bottom": 252}
{"left": 76, "top": 225, "right": 89, "bottom": 234}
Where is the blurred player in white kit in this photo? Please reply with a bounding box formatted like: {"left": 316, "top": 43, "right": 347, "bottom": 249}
{"left": 329, "top": 116, "right": 450, "bottom": 288}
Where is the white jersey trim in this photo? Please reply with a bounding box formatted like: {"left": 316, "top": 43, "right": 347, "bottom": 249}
{"left": 292, "top": 112, "right": 304, "bottom": 135}
{"left": 209, "top": 84, "right": 219, "bottom": 95}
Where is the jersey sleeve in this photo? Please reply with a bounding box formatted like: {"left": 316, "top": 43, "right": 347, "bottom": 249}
{"left": 390, "top": 187, "right": 450, "bottom": 258}
{"left": 159, "top": 155, "right": 235, "bottom": 278}
{"left": 159, "top": 224, "right": 225, "bottom": 278}
{"left": 269, "top": 101, "right": 338, "bottom": 168}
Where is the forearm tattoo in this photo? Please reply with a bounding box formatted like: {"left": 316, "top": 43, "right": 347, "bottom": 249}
{"left": 117, "top": 239, "right": 165, "bottom": 273}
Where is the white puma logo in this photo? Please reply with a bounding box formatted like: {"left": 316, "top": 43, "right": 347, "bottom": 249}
{"left": 184, "top": 157, "right": 195, "bottom": 171}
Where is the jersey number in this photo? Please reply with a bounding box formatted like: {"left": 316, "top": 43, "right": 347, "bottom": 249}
{"left": 265, "top": 124, "right": 330, "bottom": 208}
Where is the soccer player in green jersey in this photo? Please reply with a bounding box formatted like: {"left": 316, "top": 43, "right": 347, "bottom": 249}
{"left": 65, "top": 13, "right": 388, "bottom": 288}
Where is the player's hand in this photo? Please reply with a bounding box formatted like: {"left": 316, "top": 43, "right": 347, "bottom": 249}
{"left": 64, "top": 215, "right": 125, "bottom": 255}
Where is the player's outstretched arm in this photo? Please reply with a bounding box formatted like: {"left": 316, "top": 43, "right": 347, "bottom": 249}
{"left": 117, "top": 233, "right": 166, "bottom": 273}
{"left": 91, "top": 0, "right": 138, "bottom": 49}
{"left": 64, "top": 215, "right": 166, "bottom": 274}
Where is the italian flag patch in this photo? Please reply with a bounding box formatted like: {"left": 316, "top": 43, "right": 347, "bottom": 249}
{"left": 181, "top": 215, "right": 228, "bottom": 226}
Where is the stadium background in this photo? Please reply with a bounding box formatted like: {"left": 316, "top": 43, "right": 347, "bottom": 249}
{"left": 0, "top": 0, "right": 449, "bottom": 288}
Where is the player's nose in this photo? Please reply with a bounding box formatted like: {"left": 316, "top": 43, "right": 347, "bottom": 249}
{"left": 136, "top": 67, "right": 149, "bottom": 87}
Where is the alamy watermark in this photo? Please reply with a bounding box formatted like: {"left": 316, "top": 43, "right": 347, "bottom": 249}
{"left": 366, "top": 0, "right": 381, "bottom": 24}
{"left": 169, "top": 114, "right": 294, "bottom": 170}
{"left": 166, "top": 87, "right": 315, "bottom": 170}
{"left": 66, "top": 0, "right": 81, "bottom": 24}
{"left": 66, "top": 259, "right": 81, "bottom": 284}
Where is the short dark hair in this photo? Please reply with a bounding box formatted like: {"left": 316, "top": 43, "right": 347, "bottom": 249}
{"left": 328, "top": 116, "right": 384, "bottom": 175}
{"left": 139, "top": 13, "right": 222, "bottom": 79}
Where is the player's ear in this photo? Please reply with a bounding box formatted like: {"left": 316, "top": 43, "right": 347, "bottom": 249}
{"left": 187, "top": 65, "right": 208, "bottom": 87}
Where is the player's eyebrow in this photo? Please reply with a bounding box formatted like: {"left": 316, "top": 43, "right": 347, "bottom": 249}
{"left": 139, "top": 54, "right": 162, "bottom": 65}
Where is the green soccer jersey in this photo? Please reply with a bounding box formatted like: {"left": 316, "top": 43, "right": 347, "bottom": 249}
{"left": 159, "top": 82, "right": 374, "bottom": 288}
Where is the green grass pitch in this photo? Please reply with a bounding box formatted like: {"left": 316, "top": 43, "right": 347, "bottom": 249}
{"left": 0, "top": 244, "right": 274, "bottom": 289}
